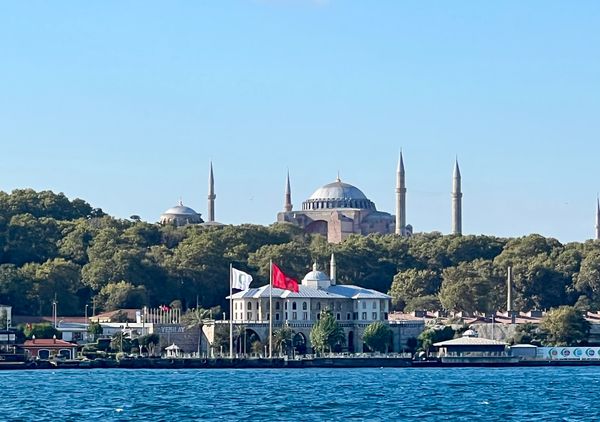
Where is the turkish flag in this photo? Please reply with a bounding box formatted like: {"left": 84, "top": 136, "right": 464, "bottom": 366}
{"left": 272, "top": 263, "right": 299, "bottom": 292}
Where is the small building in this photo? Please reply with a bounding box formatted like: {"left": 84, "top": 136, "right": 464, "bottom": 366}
{"left": 165, "top": 343, "right": 181, "bottom": 358}
{"left": 226, "top": 256, "right": 401, "bottom": 353}
{"left": 433, "top": 330, "right": 506, "bottom": 357}
{"left": 23, "top": 336, "right": 78, "bottom": 360}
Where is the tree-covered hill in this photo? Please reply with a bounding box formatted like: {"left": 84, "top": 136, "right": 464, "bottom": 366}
{"left": 1, "top": 189, "right": 599, "bottom": 317}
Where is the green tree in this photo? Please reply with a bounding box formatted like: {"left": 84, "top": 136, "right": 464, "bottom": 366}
{"left": 139, "top": 333, "right": 160, "bottom": 356}
{"left": 309, "top": 310, "right": 345, "bottom": 354}
{"left": 272, "top": 326, "right": 295, "bottom": 355}
{"left": 362, "top": 321, "right": 392, "bottom": 353}
{"left": 404, "top": 295, "right": 441, "bottom": 313}
{"left": 110, "top": 332, "right": 132, "bottom": 353}
{"left": 439, "top": 259, "right": 504, "bottom": 314}
{"left": 87, "top": 322, "right": 103, "bottom": 339}
{"left": 0, "top": 309, "right": 7, "bottom": 329}
{"left": 539, "top": 306, "right": 590, "bottom": 346}
{"left": 95, "top": 281, "right": 147, "bottom": 311}
{"left": 24, "top": 323, "right": 60, "bottom": 339}
{"left": 417, "top": 325, "right": 455, "bottom": 355}
{"left": 181, "top": 308, "right": 212, "bottom": 356}
{"left": 389, "top": 269, "right": 441, "bottom": 310}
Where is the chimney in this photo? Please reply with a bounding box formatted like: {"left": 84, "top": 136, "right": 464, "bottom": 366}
{"left": 53, "top": 334, "right": 56, "bottom": 344}
{"left": 32, "top": 334, "right": 36, "bottom": 344}
{"left": 507, "top": 266, "right": 513, "bottom": 313}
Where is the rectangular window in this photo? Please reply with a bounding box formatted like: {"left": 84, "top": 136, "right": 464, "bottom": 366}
{"left": 347, "top": 313, "right": 351, "bottom": 320}
{"left": 384, "top": 312, "right": 388, "bottom": 320}
{"left": 336, "top": 313, "right": 341, "bottom": 320}
{"left": 276, "top": 313, "right": 280, "bottom": 321}
{"left": 292, "top": 312, "right": 297, "bottom": 320}
{"left": 303, "top": 312, "right": 308, "bottom": 320}
{"left": 372, "top": 302, "right": 377, "bottom": 309}
{"left": 362, "top": 312, "right": 367, "bottom": 320}
{"left": 372, "top": 312, "right": 377, "bottom": 320}
{"left": 247, "top": 312, "right": 252, "bottom": 320}
{"left": 285, "top": 312, "right": 288, "bottom": 320}
{"left": 362, "top": 302, "right": 366, "bottom": 309}
{"left": 266, "top": 313, "right": 270, "bottom": 321}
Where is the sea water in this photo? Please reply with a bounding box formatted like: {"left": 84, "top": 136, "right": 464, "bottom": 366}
{"left": 2, "top": 367, "right": 599, "bottom": 421}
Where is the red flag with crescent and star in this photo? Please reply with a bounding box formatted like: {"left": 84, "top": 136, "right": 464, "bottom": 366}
{"left": 271, "top": 263, "right": 299, "bottom": 292}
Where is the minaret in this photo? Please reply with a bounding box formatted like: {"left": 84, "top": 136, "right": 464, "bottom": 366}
{"left": 395, "top": 151, "right": 406, "bottom": 235}
{"left": 207, "top": 162, "right": 216, "bottom": 222}
{"left": 330, "top": 253, "right": 336, "bottom": 285}
{"left": 284, "top": 171, "right": 292, "bottom": 212}
{"left": 596, "top": 197, "right": 600, "bottom": 240}
{"left": 452, "top": 159, "right": 462, "bottom": 235}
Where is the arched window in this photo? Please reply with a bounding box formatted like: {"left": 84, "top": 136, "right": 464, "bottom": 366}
{"left": 276, "top": 302, "right": 280, "bottom": 310}
{"left": 292, "top": 302, "right": 297, "bottom": 310}
{"left": 302, "top": 302, "right": 307, "bottom": 310}
{"left": 247, "top": 302, "right": 252, "bottom": 310}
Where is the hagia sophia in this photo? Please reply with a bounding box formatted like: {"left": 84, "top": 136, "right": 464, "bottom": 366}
{"left": 158, "top": 154, "right": 465, "bottom": 243}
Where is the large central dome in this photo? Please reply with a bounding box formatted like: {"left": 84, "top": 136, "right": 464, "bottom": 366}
{"left": 302, "top": 178, "right": 376, "bottom": 211}
{"left": 309, "top": 180, "right": 368, "bottom": 201}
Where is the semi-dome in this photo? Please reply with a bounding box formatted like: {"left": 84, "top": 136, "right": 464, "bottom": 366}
{"left": 302, "top": 178, "right": 376, "bottom": 211}
{"left": 160, "top": 200, "right": 203, "bottom": 227}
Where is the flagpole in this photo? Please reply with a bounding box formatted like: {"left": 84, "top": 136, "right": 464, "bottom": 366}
{"left": 269, "top": 259, "right": 273, "bottom": 359}
{"left": 229, "top": 263, "right": 233, "bottom": 359}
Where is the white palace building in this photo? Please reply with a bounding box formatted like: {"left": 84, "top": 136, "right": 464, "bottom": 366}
{"left": 224, "top": 255, "right": 421, "bottom": 353}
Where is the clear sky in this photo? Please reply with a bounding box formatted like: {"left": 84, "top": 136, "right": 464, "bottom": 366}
{"left": 1, "top": 1, "right": 599, "bottom": 242}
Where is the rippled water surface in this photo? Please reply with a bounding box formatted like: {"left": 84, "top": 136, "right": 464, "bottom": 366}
{"left": 3, "top": 367, "right": 600, "bottom": 421}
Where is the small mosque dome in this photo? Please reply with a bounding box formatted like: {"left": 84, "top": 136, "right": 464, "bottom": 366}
{"left": 302, "top": 178, "right": 376, "bottom": 211}
{"left": 462, "top": 329, "right": 479, "bottom": 338}
{"left": 302, "top": 263, "right": 332, "bottom": 289}
{"left": 160, "top": 200, "right": 203, "bottom": 227}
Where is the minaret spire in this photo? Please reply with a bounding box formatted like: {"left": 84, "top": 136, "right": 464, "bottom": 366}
{"left": 330, "top": 253, "right": 336, "bottom": 285}
{"left": 595, "top": 196, "right": 600, "bottom": 241}
{"left": 395, "top": 150, "right": 406, "bottom": 235}
{"left": 284, "top": 170, "right": 293, "bottom": 212}
{"left": 207, "top": 161, "right": 216, "bottom": 222}
{"left": 452, "top": 158, "right": 462, "bottom": 235}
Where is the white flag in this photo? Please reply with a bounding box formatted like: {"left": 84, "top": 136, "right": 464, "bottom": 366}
{"left": 231, "top": 268, "right": 253, "bottom": 290}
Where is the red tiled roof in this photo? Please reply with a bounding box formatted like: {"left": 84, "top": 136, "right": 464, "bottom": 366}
{"left": 24, "top": 339, "right": 77, "bottom": 348}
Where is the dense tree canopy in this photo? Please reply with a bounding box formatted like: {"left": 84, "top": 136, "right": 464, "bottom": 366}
{"left": 1, "top": 189, "right": 600, "bottom": 320}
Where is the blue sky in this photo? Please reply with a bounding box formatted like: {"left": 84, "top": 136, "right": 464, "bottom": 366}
{"left": 1, "top": 1, "right": 599, "bottom": 242}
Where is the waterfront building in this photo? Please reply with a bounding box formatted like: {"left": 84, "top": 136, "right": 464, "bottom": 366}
{"left": 23, "top": 336, "right": 78, "bottom": 360}
{"left": 224, "top": 255, "right": 423, "bottom": 353}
